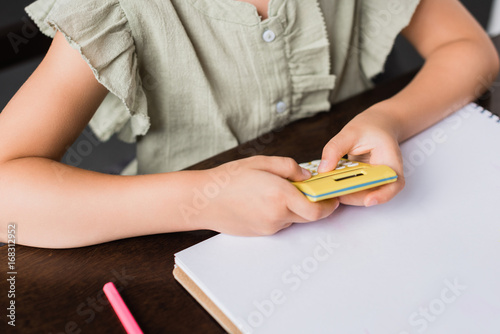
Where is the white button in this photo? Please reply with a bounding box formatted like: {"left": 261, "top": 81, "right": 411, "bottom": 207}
{"left": 262, "top": 29, "right": 276, "bottom": 42}
{"left": 276, "top": 101, "right": 286, "bottom": 113}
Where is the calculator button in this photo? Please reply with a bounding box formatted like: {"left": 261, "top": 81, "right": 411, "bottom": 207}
{"left": 346, "top": 162, "right": 359, "bottom": 167}
{"left": 335, "top": 166, "right": 346, "bottom": 170}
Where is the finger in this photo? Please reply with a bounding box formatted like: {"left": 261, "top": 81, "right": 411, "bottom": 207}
{"left": 292, "top": 198, "right": 340, "bottom": 223}
{"left": 338, "top": 189, "right": 372, "bottom": 206}
{"left": 363, "top": 178, "right": 405, "bottom": 206}
{"left": 337, "top": 174, "right": 404, "bottom": 206}
{"left": 360, "top": 143, "right": 405, "bottom": 206}
{"left": 318, "top": 131, "right": 356, "bottom": 173}
{"left": 241, "top": 155, "right": 311, "bottom": 181}
{"left": 281, "top": 212, "right": 310, "bottom": 224}
{"left": 284, "top": 184, "right": 340, "bottom": 222}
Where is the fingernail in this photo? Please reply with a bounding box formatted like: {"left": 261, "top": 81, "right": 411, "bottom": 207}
{"left": 365, "top": 198, "right": 378, "bottom": 207}
{"left": 318, "top": 160, "right": 329, "bottom": 173}
{"left": 301, "top": 168, "right": 311, "bottom": 178}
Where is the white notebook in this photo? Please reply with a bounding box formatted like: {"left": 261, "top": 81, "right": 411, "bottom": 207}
{"left": 174, "top": 103, "right": 500, "bottom": 334}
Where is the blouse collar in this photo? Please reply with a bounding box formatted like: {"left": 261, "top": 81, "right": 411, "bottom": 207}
{"left": 187, "top": 0, "right": 285, "bottom": 26}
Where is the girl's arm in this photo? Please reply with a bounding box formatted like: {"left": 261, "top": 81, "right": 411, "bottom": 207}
{"left": 318, "top": 0, "right": 499, "bottom": 207}
{"left": 0, "top": 32, "right": 338, "bottom": 248}
{"left": 380, "top": 0, "right": 499, "bottom": 142}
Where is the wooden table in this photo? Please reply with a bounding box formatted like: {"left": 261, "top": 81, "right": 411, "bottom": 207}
{"left": 2, "top": 36, "right": 499, "bottom": 334}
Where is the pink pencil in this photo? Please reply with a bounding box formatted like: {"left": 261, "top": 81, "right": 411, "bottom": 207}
{"left": 103, "top": 282, "right": 143, "bottom": 334}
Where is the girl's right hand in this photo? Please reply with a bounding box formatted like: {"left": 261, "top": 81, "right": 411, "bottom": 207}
{"left": 183, "top": 156, "right": 340, "bottom": 236}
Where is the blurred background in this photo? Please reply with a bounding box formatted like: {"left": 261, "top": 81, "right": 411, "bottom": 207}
{"left": 1, "top": 0, "right": 499, "bottom": 173}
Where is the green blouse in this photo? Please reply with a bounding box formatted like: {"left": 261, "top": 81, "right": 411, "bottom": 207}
{"left": 26, "top": 0, "right": 420, "bottom": 174}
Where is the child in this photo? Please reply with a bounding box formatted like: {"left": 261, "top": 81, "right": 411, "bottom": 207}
{"left": 0, "top": 0, "right": 498, "bottom": 248}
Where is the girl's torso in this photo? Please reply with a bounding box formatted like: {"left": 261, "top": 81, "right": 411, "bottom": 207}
{"left": 26, "top": 0, "right": 420, "bottom": 174}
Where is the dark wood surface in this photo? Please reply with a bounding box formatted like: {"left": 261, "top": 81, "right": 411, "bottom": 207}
{"left": 1, "top": 35, "right": 499, "bottom": 334}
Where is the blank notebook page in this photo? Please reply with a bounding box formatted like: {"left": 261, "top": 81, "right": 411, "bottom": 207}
{"left": 175, "top": 103, "right": 500, "bottom": 334}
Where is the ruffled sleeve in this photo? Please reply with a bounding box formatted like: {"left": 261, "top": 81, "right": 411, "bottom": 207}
{"left": 25, "top": 0, "right": 150, "bottom": 143}
{"left": 360, "top": 0, "right": 421, "bottom": 79}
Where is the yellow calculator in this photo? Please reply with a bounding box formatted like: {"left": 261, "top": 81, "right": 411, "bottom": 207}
{"left": 292, "top": 159, "right": 398, "bottom": 202}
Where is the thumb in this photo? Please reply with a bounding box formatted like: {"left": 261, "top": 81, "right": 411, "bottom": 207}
{"left": 318, "top": 131, "right": 355, "bottom": 173}
{"left": 243, "top": 156, "right": 311, "bottom": 181}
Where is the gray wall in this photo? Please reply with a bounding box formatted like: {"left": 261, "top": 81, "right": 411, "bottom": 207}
{"left": 0, "top": 0, "right": 33, "bottom": 26}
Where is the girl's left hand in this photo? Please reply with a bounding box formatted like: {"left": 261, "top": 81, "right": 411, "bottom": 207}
{"left": 317, "top": 105, "right": 406, "bottom": 207}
